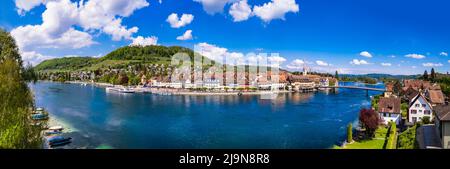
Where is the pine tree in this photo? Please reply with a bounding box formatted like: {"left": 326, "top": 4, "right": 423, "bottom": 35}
{"left": 335, "top": 70, "right": 339, "bottom": 80}
{"left": 423, "top": 70, "right": 429, "bottom": 80}
{"left": 430, "top": 68, "right": 436, "bottom": 82}
{"left": 347, "top": 123, "right": 353, "bottom": 143}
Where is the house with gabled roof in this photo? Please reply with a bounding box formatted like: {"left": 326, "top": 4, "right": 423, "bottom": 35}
{"left": 378, "top": 97, "right": 402, "bottom": 125}
{"left": 434, "top": 104, "right": 450, "bottom": 149}
{"left": 408, "top": 93, "right": 433, "bottom": 124}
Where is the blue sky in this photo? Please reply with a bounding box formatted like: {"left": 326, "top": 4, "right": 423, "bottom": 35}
{"left": 1, "top": 0, "right": 449, "bottom": 75}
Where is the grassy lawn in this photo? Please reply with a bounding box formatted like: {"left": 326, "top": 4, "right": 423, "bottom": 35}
{"left": 334, "top": 127, "right": 388, "bottom": 149}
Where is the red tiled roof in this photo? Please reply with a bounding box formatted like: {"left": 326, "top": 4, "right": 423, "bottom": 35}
{"left": 378, "top": 97, "right": 401, "bottom": 114}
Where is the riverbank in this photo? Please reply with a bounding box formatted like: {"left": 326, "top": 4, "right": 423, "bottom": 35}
{"left": 65, "top": 80, "right": 294, "bottom": 96}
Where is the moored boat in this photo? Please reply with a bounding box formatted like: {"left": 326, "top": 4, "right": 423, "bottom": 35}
{"left": 31, "top": 113, "right": 48, "bottom": 120}
{"left": 48, "top": 136, "right": 72, "bottom": 147}
{"left": 49, "top": 126, "right": 64, "bottom": 131}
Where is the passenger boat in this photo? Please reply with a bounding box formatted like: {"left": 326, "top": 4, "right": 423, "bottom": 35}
{"left": 106, "top": 86, "right": 135, "bottom": 93}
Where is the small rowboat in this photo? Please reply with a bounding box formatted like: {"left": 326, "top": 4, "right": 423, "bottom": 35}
{"left": 48, "top": 136, "right": 72, "bottom": 147}
{"left": 49, "top": 126, "right": 64, "bottom": 131}
{"left": 44, "top": 130, "right": 62, "bottom": 136}
{"left": 31, "top": 114, "right": 48, "bottom": 120}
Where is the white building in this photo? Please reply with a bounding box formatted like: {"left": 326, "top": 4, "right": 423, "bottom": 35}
{"left": 319, "top": 78, "right": 330, "bottom": 87}
{"left": 203, "top": 78, "right": 221, "bottom": 89}
{"left": 409, "top": 93, "right": 433, "bottom": 123}
{"left": 378, "top": 97, "right": 402, "bottom": 125}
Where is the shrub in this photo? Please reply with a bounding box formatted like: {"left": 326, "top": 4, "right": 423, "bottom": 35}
{"left": 397, "top": 125, "right": 418, "bottom": 149}
{"left": 347, "top": 123, "right": 353, "bottom": 143}
{"left": 422, "top": 116, "right": 431, "bottom": 124}
{"left": 385, "top": 122, "right": 397, "bottom": 149}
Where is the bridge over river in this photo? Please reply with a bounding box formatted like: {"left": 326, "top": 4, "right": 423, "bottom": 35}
{"left": 315, "top": 86, "right": 386, "bottom": 96}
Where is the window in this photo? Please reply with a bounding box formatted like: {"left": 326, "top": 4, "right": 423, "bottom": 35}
{"left": 419, "top": 110, "right": 423, "bottom": 113}
{"left": 415, "top": 104, "right": 420, "bottom": 107}
{"left": 411, "top": 110, "right": 417, "bottom": 114}
{"left": 424, "top": 110, "right": 431, "bottom": 115}
{"left": 412, "top": 117, "right": 417, "bottom": 123}
{"left": 422, "top": 104, "right": 426, "bottom": 107}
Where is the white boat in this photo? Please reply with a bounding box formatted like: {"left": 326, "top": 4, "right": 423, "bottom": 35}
{"left": 106, "top": 87, "right": 135, "bottom": 93}
{"left": 49, "top": 126, "right": 64, "bottom": 131}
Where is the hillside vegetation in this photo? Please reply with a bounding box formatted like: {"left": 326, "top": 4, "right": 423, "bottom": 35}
{"left": 34, "top": 45, "right": 214, "bottom": 73}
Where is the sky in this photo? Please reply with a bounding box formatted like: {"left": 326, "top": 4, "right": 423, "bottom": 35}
{"left": 1, "top": 0, "right": 449, "bottom": 75}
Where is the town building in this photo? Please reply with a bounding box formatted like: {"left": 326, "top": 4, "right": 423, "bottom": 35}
{"left": 378, "top": 97, "right": 402, "bottom": 125}
{"left": 408, "top": 93, "right": 433, "bottom": 123}
{"left": 434, "top": 104, "right": 450, "bottom": 149}
{"left": 425, "top": 89, "right": 445, "bottom": 106}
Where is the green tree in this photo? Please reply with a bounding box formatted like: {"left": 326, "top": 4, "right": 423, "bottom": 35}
{"left": 335, "top": 70, "right": 339, "bottom": 80}
{"left": 347, "top": 123, "right": 353, "bottom": 143}
{"left": 423, "top": 70, "right": 429, "bottom": 80}
{"left": 0, "top": 29, "right": 43, "bottom": 148}
{"left": 430, "top": 68, "right": 436, "bottom": 82}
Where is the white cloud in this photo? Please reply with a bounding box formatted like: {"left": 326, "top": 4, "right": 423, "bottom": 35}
{"left": 130, "top": 36, "right": 158, "bottom": 46}
{"left": 440, "top": 52, "right": 448, "bottom": 56}
{"left": 20, "top": 51, "right": 53, "bottom": 66}
{"left": 229, "top": 0, "right": 252, "bottom": 22}
{"left": 11, "top": 0, "right": 150, "bottom": 60}
{"left": 381, "top": 63, "right": 392, "bottom": 66}
{"left": 405, "top": 53, "right": 426, "bottom": 59}
{"left": 176, "top": 30, "right": 193, "bottom": 40}
{"left": 448, "top": 60, "right": 450, "bottom": 63}
{"left": 359, "top": 51, "right": 372, "bottom": 58}
{"left": 194, "top": 42, "right": 286, "bottom": 67}
{"left": 11, "top": 26, "right": 96, "bottom": 51}
{"left": 315, "top": 60, "right": 329, "bottom": 66}
{"left": 350, "top": 59, "right": 369, "bottom": 65}
{"left": 166, "top": 13, "right": 194, "bottom": 28}
{"left": 195, "top": 42, "right": 237, "bottom": 63}
{"left": 193, "top": 0, "right": 234, "bottom": 15}
{"left": 422, "top": 62, "right": 443, "bottom": 67}
{"left": 286, "top": 59, "right": 305, "bottom": 70}
{"left": 14, "top": 0, "right": 58, "bottom": 16}
{"left": 253, "top": 0, "right": 299, "bottom": 22}
{"left": 12, "top": 0, "right": 149, "bottom": 49}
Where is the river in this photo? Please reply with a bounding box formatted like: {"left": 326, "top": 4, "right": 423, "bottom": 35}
{"left": 29, "top": 81, "right": 384, "bottom": 149}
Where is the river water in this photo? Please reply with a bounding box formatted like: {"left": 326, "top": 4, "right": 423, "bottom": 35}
{"left": 29, "top": 81, "right": 384, "bottom": 149}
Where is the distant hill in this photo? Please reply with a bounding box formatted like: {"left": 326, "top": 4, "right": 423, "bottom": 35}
{"left": 34, "top": 45, "right": 210, "bottom": 72}
{"left": 341, "top": 73, "right": 419, "bottom": 80}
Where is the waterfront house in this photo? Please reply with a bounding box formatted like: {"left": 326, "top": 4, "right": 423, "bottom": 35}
{"left": 434, "top": 103, "right": 450, "bottom": 149}
{"left": 378, "top": 97, "right": 402, "bottom": 125}
{"left": 203, "top": 78, "right": 221, "bottom": 89}
{"left": 288, "top": 75, "right": 315, "bottom": 91}
{"left": 408, "top": 93, "right": 433, "bottom": 124}
{"left": 319, "top": 78, "right": 330, "bottom": 87}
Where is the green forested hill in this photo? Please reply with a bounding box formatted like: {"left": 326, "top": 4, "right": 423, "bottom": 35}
{"left": 34, "top": 45, "right": 204, "bottom": 72}
{"left": 34, "top": 57, "right": 98, "bottom": 71}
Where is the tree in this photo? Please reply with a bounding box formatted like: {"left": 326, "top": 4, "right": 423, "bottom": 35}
{"left": 335, "top": 70, "right": 339, "bottom": 80}
{"left": 422, "top": 116, "right": 431, "bottom": 124}
{"left": 393, "top": 80, "right": 402, "bottom": 95}
{"left": 347, "top": 123, "right": 353, "bottom": 143}
{"left": 117, "top": 72, "right": 129, "bottom": 85}
{"left": 1, "top": 29, "right": 43, "bottom": 148}
{"left": 423, "top": 70, "right": 429, "bottom": 80}
{"left": 359, "top": 108, "right": 382, "bottom": 137}
{"left": 430, "top": 68, "right": 436, "bottom": 82}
